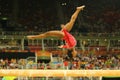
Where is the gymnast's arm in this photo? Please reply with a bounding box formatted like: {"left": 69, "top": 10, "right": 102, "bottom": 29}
{"left": 58, "top": 44, "right": 69, "bottom": 48}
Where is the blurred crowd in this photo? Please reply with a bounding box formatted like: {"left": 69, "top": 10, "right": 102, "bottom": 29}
{"left": 0, "top": 53, "right": 120, "bottom": 70}
{"left": 0, "top": 0, "right": 120, "bottom": 33}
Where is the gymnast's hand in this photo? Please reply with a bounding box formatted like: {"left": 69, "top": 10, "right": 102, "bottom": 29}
{"left": 58, "top": 45, "right": 63, "bottom": 48}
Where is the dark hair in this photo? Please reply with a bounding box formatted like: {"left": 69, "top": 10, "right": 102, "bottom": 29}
{"left": 67, "top": 49, "right": 73, "bottom": 59}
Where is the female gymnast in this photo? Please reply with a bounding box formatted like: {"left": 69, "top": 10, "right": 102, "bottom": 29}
{"left": 27, "top": 5, "right": 85, "bottom": 58}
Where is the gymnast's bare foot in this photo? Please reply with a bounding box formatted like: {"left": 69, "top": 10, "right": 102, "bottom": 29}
{"left": 77, "top": 5, "right": 85, "bottom": 10}
{"left": 27, "top": 35, "right": 36, "bottom": 39}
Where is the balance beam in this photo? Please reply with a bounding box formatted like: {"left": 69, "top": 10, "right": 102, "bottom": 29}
{"left": 0, "top": 70, "right": 120, "bottom": 77}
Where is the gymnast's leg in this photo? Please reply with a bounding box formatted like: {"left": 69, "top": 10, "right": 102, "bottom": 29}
{"left": 62, "top": 5, "right": 85, "bottom": 32}
{"left": 27, "top": 31, "right": 64, "bottom": 39}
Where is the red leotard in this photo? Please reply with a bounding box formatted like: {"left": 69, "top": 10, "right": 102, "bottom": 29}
{"left": 61, "top": 29, "right": 77, "bottom": 49}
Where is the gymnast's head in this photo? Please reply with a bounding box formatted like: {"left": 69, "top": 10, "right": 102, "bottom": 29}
{"left": 68, "top": 48, "right": 77, "bottom": 58}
